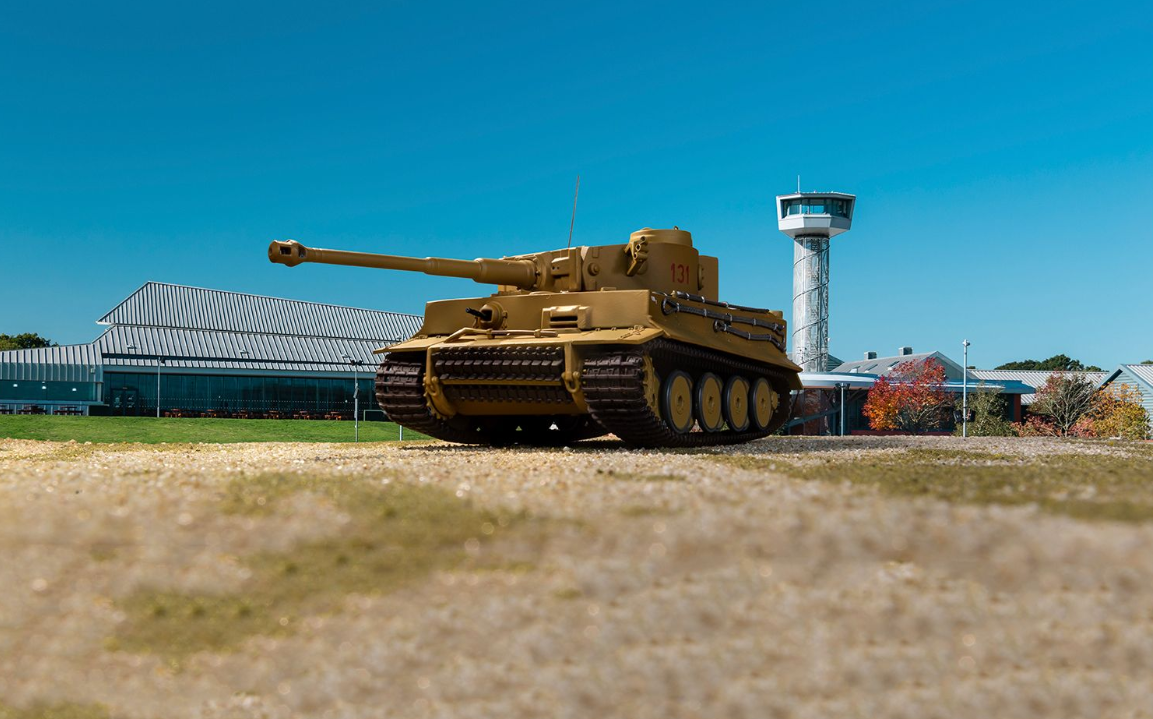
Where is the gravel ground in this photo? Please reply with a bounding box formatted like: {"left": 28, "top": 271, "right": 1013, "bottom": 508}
{"left": 1, "top": 436, "right": 1152, "bottom": 719}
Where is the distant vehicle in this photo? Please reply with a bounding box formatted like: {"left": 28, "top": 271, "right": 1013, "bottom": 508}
{"left": 268, "top": 227, "right": 801, "bottom": 447}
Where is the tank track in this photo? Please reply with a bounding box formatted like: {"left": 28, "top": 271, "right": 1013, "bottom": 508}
{"left": 374, "top": 351, "right": 604, "bottom": 446}
{"left": 581, "top": 339, "right": 794, "bottom": 448}
{"left": 376, "top": 339, "right": 795, "bottom": 448}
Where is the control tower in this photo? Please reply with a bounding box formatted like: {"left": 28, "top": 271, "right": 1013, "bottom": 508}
{"left": 775, "top": 191, "right": 856, "bottom": 372}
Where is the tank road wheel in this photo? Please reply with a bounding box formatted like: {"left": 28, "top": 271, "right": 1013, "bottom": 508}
{"left": 661, "top": 370, "right": 695, "bottom": 434}
{"left": 750, "top": 377, "right": 779, "bottom": 432}
{"left": 695, "top": 372, "right": 724, "bottom": 433}
{"left": 723, "top": 375, "right": 751, "bottom": 432}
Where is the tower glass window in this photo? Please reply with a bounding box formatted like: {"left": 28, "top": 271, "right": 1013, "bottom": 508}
{"left": 783, "top": 197, "right": 851, "bottom": 218}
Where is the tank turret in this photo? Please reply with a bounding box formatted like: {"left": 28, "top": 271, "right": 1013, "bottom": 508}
{"left": 266, "top": 227, "right": 799, "bottom": 448}
{"left": 269, "top": 227, "right": 719, "bottom": 298}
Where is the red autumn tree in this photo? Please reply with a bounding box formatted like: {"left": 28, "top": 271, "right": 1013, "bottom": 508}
{"left": 862, "top": 358, "right": 952, "bottom": 432}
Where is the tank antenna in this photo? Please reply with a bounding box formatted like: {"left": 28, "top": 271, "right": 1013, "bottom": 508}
{"left": 566, "top": 175, "right": 580, "bottom": 248}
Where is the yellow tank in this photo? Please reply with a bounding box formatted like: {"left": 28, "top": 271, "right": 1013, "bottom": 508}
{"left": 268, "top": 228, "right": 801, "bottom": 446}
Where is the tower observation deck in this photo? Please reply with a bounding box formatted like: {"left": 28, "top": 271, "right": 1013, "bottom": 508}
{"left": 775, "top": 191, "right": 856, "bottom": 373}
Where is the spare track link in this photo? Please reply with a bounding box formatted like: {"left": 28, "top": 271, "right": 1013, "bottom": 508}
{"left": 374, "top": 351, "right": 603, "bottom": 445}
{"left": 582, "top": 339, "right": 794, "bottom": 448}
{"left": 374, "top": 353, "right": 496, "bottom": 444}
{"left": 434, "top": 345, "right": 572, "bottom": 406}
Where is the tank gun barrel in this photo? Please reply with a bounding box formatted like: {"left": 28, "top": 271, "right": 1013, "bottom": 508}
{"left": 268, "top": 240, "right": 539, "bottom": 289}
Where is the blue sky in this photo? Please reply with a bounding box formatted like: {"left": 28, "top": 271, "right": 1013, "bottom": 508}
{"left": 2, "top": 0, "right": 1151, "bottom": 368}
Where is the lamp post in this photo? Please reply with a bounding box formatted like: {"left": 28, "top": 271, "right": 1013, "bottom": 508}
{"left": 341, "top": 354, "right": 364, "bottom": 442}
{"left": 834, "top": 382, "right": 848, "bottom": 436}
{"left": 962, "top": 339, "right": 971, "bottom": 438}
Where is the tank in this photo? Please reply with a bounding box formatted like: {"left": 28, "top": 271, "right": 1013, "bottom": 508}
{"left": 268, "top": 228, "right": 802, "bottom": 447}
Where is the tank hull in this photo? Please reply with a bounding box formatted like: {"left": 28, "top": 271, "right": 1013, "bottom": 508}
{"left": 373, "top": 290, "right": 802, "bottom": 447}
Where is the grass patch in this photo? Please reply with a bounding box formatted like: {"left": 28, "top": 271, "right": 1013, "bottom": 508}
{"left": 619, "top": 505, "right": 678, "bottom": 517}
{"left": 710, "top": 448, "right": 1153, "bottom": 522}
{"left": 0, "top": 703, "right": 112, "bottom": 719}
{"left": 110, "top": 474, "right": 528, "bottom": 657}
{"left": 216, "top": 472, "right": 406, "bottom": 517}
{"left": 595, "top": 468, "right": 685, "bottom": 482}
{"left": 704, "top": 454, "right": 804, "bottom": 473}
{"left": 0, "top": 415, "right": 427, "bottom": 444}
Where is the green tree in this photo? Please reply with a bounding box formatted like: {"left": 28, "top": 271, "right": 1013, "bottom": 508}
{"left": 0, "top": 333, "right": 56, "bottom": 351}
{"left": 955, "top": 386, "right": 1015, "bottom": 436}
{"left": 996, "top": 354, "right": 1102, "bottom": 372}
{"left": 1142, "top": 360, "right": 1153, "bottom": 365}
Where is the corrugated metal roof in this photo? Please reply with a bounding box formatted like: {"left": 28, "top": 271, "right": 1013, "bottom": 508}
{"left": 969, "top": 369, "right": 1109, "bottom": 385}
{"left": 1123, "top": 364, "right": 1153, "bottom": 386}
{"left": 969, "top": 369, "right": 1109, "bottom": 405}
{"left": 95, "top": 326, "right": 388, "bottom": 373}
{"left": 0, "top": 344, "right": 103, "bottom": 382}
{"left": 98, "top": 281, "right": 422, "bottom": 341}
{"left": 834, "top": 352, "right": 935, "bottom": 374}
{"left": 832, "top": 351, "right": 965, "bottom": 379}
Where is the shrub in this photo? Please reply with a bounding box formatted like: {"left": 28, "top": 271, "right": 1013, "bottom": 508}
{"left": 1069, "top": 416, "right": 1097, "bottom": 438}
{"left": 1014, "top": 415, "right": 1058, "bottom": 437}
{"left": 954, "top": 387, "right": 1015, "bottom": 436}
{"left": 1029, "top": 373, "right": 1097, "bottom": 436}
{"left": 1091, "top": 384, "right": 1151, "bottom": 440}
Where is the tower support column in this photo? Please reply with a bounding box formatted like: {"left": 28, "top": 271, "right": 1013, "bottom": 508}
{"left": 792, "top": 235, "right": 829, "bottom": 372}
